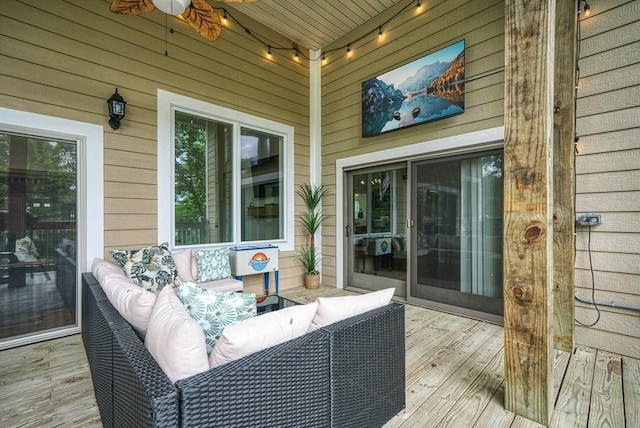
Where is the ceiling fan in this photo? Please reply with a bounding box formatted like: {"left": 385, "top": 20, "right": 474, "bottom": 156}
{"left": 110, "top": 0, "right": 257, "bottom": 42}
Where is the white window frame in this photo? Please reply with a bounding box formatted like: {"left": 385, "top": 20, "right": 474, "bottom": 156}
{"left": 157, "top": 89, "right": 295, "bottom": 251}
{"left": 0, "top": 106, "right": 104, "bottom": 349}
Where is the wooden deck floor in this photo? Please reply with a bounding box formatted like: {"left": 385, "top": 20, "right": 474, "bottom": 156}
{"left": 1, "top": 285, "right": 638, "bottom": 428}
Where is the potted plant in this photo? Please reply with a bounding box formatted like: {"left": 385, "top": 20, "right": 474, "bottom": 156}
{"left": 296, "top": 183, "right": 329, "bottom": 289}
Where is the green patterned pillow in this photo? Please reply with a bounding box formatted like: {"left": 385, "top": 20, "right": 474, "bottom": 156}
{"left": 177, "top": 281, "right": 256, "bottom": 353}
{"left": 193, "top": 248, "right": 232, "bottom": 282}
{"left": 110, "top": 242, "right": 178, "bottom": 292}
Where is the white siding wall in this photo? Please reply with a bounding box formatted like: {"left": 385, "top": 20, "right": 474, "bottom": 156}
{"left": 574, "top": 0, "right": 640, "bottom": 358}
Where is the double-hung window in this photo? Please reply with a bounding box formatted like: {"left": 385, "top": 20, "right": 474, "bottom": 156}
{"left": 158, "top": 90, "right": 294, "bottom": 251}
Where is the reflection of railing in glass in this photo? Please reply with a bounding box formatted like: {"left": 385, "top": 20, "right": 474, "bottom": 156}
{"left": 175, "top": 222, "right": 205, "bottom": 246}
{"left": 26, "top": 222, "right": 75, "bottom": 264}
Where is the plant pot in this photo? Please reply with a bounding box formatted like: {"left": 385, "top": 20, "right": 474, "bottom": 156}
{"left": 304, "top": 273, "right": 320, "bottom": 289}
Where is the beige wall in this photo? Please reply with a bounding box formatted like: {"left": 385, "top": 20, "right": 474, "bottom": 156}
{"left": 320, "top": 0, "right": 505, "bottom": 286}
{"left": 0, "top": 0, "right": 311, "bottom": 293}
{"left": 574, "top": 0, "right": 640, "bottom": 358}
{"left": 319, "top": 0, "right": 640, "bottom": 358}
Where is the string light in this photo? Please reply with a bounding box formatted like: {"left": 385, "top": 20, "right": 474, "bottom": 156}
{"left": 320, "top": 0, "right": 423, "bottom": 66}
{"left": 578, "top": 1, "right": 591, "bottom": 18}
{"left": 211, "top": 0, "right": 424, "bottom": 66}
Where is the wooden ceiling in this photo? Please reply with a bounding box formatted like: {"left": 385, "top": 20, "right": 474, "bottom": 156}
{"left": 220, "top": 0, "right": 404, "bottom": 51}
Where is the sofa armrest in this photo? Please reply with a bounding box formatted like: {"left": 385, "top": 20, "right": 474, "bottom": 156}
{"left": 112, "top": 328, "right": 179, "bottom": 428}
{"left": 82, "top": 278, "right": 130, "bottom": 428}
{"left": 82, "top": 272, "right": 179, "bottom": 428}
{"left": 322, "top": 302, "right": 405, "bottom": 428}
{"left": 176, "top": 329, "right": 332, "bottom": 428}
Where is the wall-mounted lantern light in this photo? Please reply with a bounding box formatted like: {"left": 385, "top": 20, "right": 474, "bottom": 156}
{"left": 107, "top": 88, "right": 126, "bottom": 130}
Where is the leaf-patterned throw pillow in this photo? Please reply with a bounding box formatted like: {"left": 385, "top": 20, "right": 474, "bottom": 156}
{"left": 193, "top": 248, "right": 232, "bottom": 282}
{"left": 177, "top": 281, "right": 256, "bottom": 354}
{"left": 110, "top": 242, "right": 178, "bottom": 292}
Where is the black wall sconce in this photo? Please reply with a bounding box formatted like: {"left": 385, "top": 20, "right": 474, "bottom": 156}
{"left": 107, "top": 88, "right": 126, "bottom": 130}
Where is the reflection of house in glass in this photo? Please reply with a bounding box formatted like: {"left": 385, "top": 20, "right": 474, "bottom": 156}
{"left": 240, "top": 130, "right": 283, "bottom": 242}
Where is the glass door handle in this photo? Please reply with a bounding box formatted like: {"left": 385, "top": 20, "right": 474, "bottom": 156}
{"left": 345, "top": 225, "right": 350, "bottom": 237}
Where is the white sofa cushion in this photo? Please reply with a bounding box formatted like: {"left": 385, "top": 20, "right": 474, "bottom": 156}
{"left": 199, "top": 277, "right": 243, "bottom": 293}
{"left": 210, "top": 301, "right": 318, "bottom": 367}
{"left": 172, "top": 249, "right": 198, "bottom": 282}
{"left": 91, "top": 258, "right": 157, "bottom": 337}
{"left": 145, "top": 285, "right": 210, "bottom": 383}
{"left": 308, "top": 288, "right": 395, "bottom": 332}
{"left": 92, "top": 257, "right": 125, "bottom": 284}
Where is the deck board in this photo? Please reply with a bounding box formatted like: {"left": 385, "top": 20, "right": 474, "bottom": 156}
{"left": 549, "top": 346, "right": 596, "bottom": 428}
{"left": 623, "top": 355, "right": 640, "bottom": 428}
{"left": 0, "top": 285, "right": 638, "bottom": 428}
{"left": 589, "top": 350, "right": 624, "bottom": 428}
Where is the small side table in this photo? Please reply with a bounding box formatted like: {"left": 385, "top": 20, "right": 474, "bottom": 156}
{"left": 229, "top": 245, "right": 279, "bottom": 294}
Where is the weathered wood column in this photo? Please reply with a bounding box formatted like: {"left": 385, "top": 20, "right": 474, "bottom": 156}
{"left": 552, "top": 0, "right": 577, "bottom": 352}
{"left": 503, "top": 0, "right": 556, "bottom": 425}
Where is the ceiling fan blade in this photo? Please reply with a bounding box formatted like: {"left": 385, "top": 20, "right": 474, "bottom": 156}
{"left": 180, "top": 0, "right": 223, "bottom": 42}
{"left": 110, "top": 0, "right": 156, "bottom": 14}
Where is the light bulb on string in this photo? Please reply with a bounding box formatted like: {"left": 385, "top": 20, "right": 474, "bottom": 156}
{"left": 322, "top": 52, "right": 327, "bottom": 65}
{"left": 416, "top": 0, "right": 422, "bottom": 12}
{"left": 347, "top": 44, "right": 352, "bottom": 57}
{"left": 267, "top": 45, "right": 272, "bottom": 59}
{"left": 222, "top": 10, "right": 228, "bottom": 25}
{"left": 378, "top": 27, "right": 383, "bottom": 39}
{"left": 294, "top": 49, "right": 299, "bottom": 61}
{"left": 584, "top": 3, "right": 591, "bottom": 16}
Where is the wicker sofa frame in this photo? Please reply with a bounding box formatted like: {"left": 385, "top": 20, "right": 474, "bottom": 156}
{"left": 81, "top": 272, "right": 405, "bottom": 428}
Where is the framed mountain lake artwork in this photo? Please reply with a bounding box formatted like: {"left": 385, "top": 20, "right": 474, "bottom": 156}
{"left": 361, "top": 40, "right": 465, "bottom": 138}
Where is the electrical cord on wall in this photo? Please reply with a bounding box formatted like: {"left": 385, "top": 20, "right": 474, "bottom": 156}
{"left": 573, "top": 1, "right": 601, "bottom": 327}
{"left": 575, "top": 224, "right": 601, "bottom": 326}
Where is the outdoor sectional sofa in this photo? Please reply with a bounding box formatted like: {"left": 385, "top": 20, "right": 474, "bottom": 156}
{"left": 81, "top": 272, "right": 406, "bottom": 428}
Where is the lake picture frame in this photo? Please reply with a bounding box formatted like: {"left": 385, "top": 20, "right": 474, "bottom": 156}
{"left": 361, "top": 40, "right": 465, "bottom": 138}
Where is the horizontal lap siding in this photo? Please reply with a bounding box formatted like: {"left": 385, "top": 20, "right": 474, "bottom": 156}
{"left": 320, "top": 0, "right": 505, "bottom": 287}
{"left": 0, "top": 0, "right": 310, "bottom": 290}
{"left": 575, "top": 0, "right": 640, "bottom": 358}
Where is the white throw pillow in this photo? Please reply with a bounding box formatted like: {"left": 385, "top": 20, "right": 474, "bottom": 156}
{"left": 172, "top": 249, "right": 198, "bottom": 282}
{"left": 209, "top": 301, "right": 318, "bottom": 367}
{"left": 308, "top": 288, "right": 395, "bottom": 332}
{"left": 145, "top": 285, "right": 210, "bottom": 383}
{"left": 96, "top": 262, "right": 157, "bottom": 337}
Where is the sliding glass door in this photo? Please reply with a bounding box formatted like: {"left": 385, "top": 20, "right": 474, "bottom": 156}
{"left": 411, "top": 151, "right": 503, "bottom": 318}
{"left": 345, "top": 165, "right": 407, "bottom": 297}
{"left": 0, "top": 132, "right": 78, "bottom": 345}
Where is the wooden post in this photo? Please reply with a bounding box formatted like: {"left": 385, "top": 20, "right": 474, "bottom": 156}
{"left": 503, "top": 0, "right": 555, "bottom": 425}
{"left": 552, "top": 0, "right": 577, "bottom": 352}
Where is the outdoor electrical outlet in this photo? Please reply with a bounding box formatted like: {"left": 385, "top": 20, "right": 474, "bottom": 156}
{"left": 576, "top": 213, "right": 602, "bottom": 226}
